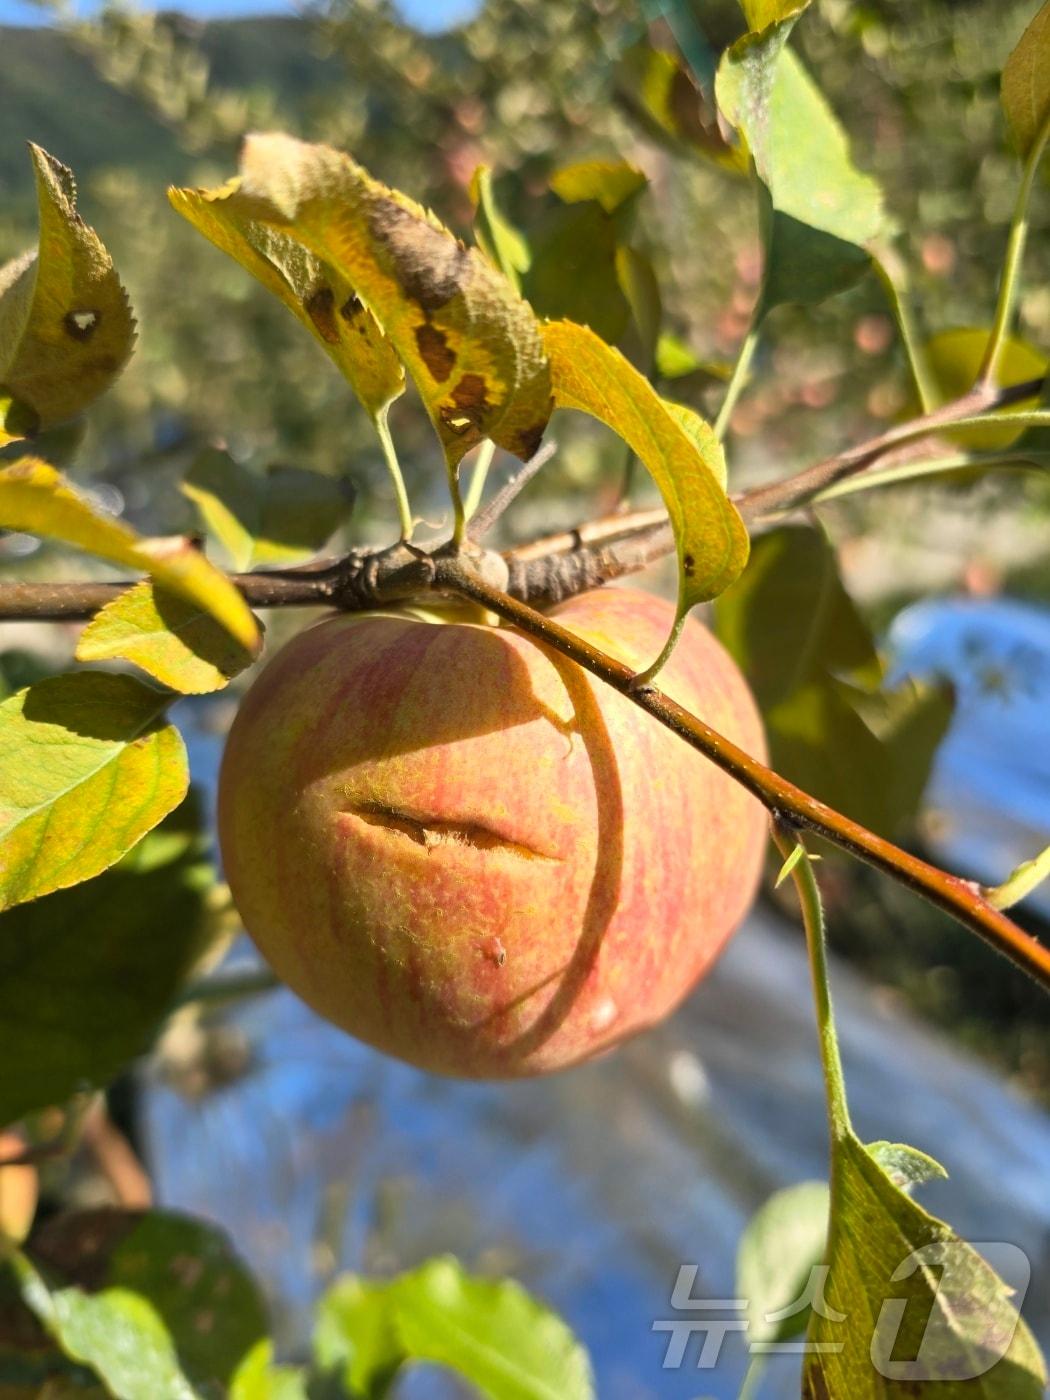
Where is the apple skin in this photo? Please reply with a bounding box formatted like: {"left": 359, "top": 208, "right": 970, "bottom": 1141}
{"left": 218, "top": 587, "right": 768, "bottom": 1077}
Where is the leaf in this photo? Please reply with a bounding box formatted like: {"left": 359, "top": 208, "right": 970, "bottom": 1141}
{"left": 0, "top": 458, "right": 259, "bottom": 652}
{"left": 231, "top": 1341, "right": 309, "bottom": 1400}
{"left": 661, "top": 399, "right": 727, "bottom": 488}
{"left": 920, "top": 328, "right": 1047, "bottom": 450}
{"left": 742, "top": 0, "right": 810, "bottom": 28}
{"left": 736, "top": 1181, "right": 829, "bottom": 1344}
{"left": 0, "top": 796, "right": 212, "bottom": 1125}
{"left": 169, "top": 183, "right": 404, "bottom": 423}
{"left": 524, "top": 203, "right": 630, "bottom": 345}
{"left": 24, "top": 1208, "right": 268, "bottom": 1391}
{"left": 316, "top": 1256, "right": 594, "bottom": 1400}
{"left": 175, "top": 135, "right": 552, "bottom": 471}
{"left": 0, "top": 146, "right": 134, "bottom": 431}
{"left": 615, "top": 37, "right": 745, "bottom": 172}
{"left": 180, "top": 448, "right": 355, "bottom": 572}
{"left": 983, "top": 843, "right": 1050, "bottom": 911}
{"left": 1002, "top": 0, "right": 1050, "bottom": 159}
{"left": 76, "top": 581, "right": 255, "bottom": 695}
{"left": 717, "top": 33, "right": 885, "bottom": 313}
{"left": 542, "top": 320, "right": 748, "bottom": 648}
{"left": 615, "top": 245, "right": 662, "bottom": 362}
{"left": 548, "top": 160, "right": 646, "bottom": 214}
{"left": 0, "top": 671, "right": 188, "bottom": 911}
{"left": 805, "top": 1130, "right": 1047, "bottom": 1397}
{"left": 774, "top": 841, "right": 806, "bottom": 889}
{"left": 468, "top": 165, "right": 530, "bottom": 291}
{"left": 655, "top": 333, "right": 734, "bottom": 384}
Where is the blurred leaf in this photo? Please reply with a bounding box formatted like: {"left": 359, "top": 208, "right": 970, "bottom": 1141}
{"left": 231, "top": 1341, "right": 309, "bottom": 1400}
{"left": 921, "top": 328, "right": 1047, "bottom": 449}
{"left": 169, "top": 183, "right": 405, "bottom": 422}
{"left": 76, "top": 581, "right": 255, "bottom": 695}
{"left": 181, "top": 448, "right": 355, "bottom": 571}
{"left": 549, "top": 160, "right": 646, "bottom": 214}
{"left": 0, "top": 146, "right": 134, "bottom": 431}
{"left": 717, "top": 36, "right": 884, "bottom": 313}
{"left": 616, "top": 38, "right": 745, "bottom": 172}
{"left": 468, "top": 165, "right": 530, "bottom": 291}
{"left": 0, "top": 671, "right": 187, "bottom": 911}
{"left": 865, "top": 1141, "right": 948, "bottom": 1192}
{"left": 316, "top": 1256, "right": 594, "bottom": 1400}
{"left": 0, "top": 796, "right": 211, "bottom": 1125}
{"left": 1001, "top": 0, "right": 1050, "bottom": 159}
{"left": 615, "top": 245, "right": 662, "bottom": 362}
{"left": 0, "top": 1131, "right": 38, "bottom": 1245}
{"left": 0, "top": 458, "right": 259, "bottom": 651}
{"left": 805, "top": 1131, "right": 1047, "bottom": 1397}
{"left": 25, "top": 1208, "right": 268, "bottom": 1391}
{"left": 542, "top": 320, "right": 748, "bottom": 637}
{"left": 715, "top": 526, "right": 951, "bottom": 835}
{"left": 525, "top": 203, "right": 629, "bottom": 344}
{"left": 177, "top": 135, "right": 552, "bottom": 471}
{"left": 736, "top": 1181, "right": 829, "bottom": 1344}
{"left": 742, "top": 0, "right": 810, "bottom": 27}
{"left": 655, "top": 333, "right": 733, "bottom": 383}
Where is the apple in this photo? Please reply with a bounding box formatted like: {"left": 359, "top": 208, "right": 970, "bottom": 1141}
{"left": 218, "top": 586, "right": 768, "bottom": 1077}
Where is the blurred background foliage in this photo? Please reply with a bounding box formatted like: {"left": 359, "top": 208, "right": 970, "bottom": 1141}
{"left": 0, "top": 0, "right": 1048, "bottom": 1097}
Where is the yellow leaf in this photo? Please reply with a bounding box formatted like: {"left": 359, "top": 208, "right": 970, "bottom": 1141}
{"left": 176, "top": 134, "right": 552, "bottom": 473}
{"left": 0, "top": 458, "right": 259, "bottom": 652}
{"left": 542, "top": 320, "right": 749, "bottom": 668}
{"left": 549, "top": 160, "right": 646, "bottom": 213}
{"left": 0, "top": 147, "right": 135, "bottom": 429}
{"left": 1002, "top": 0, "right": 1050, "bottom": 159}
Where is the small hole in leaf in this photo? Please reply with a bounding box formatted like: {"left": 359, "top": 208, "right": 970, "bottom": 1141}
{"left": 64, "top": 310, "right": 99, "bottom": 340}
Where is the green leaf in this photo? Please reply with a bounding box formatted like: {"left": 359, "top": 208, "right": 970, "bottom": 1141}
{"left": 616, "top": 37, "right": 746, "bottom": 172}
{"left": 524, "top": 203, "right": 630, "bottom": 345}
{"left": 316, "top": 1257, "right": 594, "bottom": 1400}
{"left": 180, "top": 448, "right": 356, "bottom": 572}
{"left": 169, "top": 182, "right": 404, "bottom": 423}
{"left": 806, "top": 1131, "right": 1047, "bottom": 1397}
{"left": 736, "top": 1181, "right": 829, "bottom": 1344}
{"left": 655, "top": 333, "right": 733, "bottom": 384}
{"left": 920, "top": 328, "right": 1048, "bottom": 450}
{"left": 231, "top": 1341, "right": 309, "bottom": 1400}
{"left": 0, "top": 797, "right": 212, "bottom": 1124}
{"left": 76, "top": 581, "right": 255, "bottom": 695}
{"left": 0, "top": 146, "right": 134, "bottom": 432}
{"left": 542, "top": 320, "right": 748, "bottom": 652}
{"left": 774, "top": 841, "right": 806, "bottom": 889}
{"left": 0, "top": 671, "right": 188, "bottom": 911}
{"left": 549, "top": 160, "right": 646, "bottom": 214}
{"left": 717, "top": 33, "right": 884, "bottom": 313}
{"left": 468, "top": 165, "right": 530, "bottom": 291}
{"left": 175, "top": 135, "right": 552, "bottom": 472}
{"left": 26, "top": 1207, "right": 268, "bottom": 1391}
{"left": 1002, "top": 0, "right": 1050, "bottom": 159}
{"left": 0, "top": 457, "right": 259, "bottom": 652}
{"left": 615, "top": 245, "right": 662, "bottom": 362}
{"left": 742, "top": 0, "right": 810, "bottom": 28}
{"left": 983, "top": 843, "right": 1050, "bottom": 911}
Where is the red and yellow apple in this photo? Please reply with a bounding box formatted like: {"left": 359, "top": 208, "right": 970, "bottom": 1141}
{"left": 218, "top": 586, "right": 767, "bottom": 1077}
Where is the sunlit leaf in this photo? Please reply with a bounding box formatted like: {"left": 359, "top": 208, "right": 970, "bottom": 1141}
{"left": 616, "top": 37, "right": 745, "bottom": 172}
{"left": 655, "top": 333, "right": 733, "bottom": 384}
{"left": 921, "top": 327, "right": 1047, "bottom": 449}
{"left": 983, "top": 843, "right": 1050, "bottom": 912}
{"left": 717, "top": 33, "right": 884, "bottom": 313}
{"left": 169, "top": 182, "right": 404, "bottom": 422}
{"left": 542, "top": 320, "right": 748, "bottom": 647}
{"left": 549, "top": 160, "right": 646, "bottom": 214}
{"left": 0, "top": 146, "right": 134, "bottom": 431}
{"left": 316, "top": 1256, "right": 594, "bottom": 1400}
{"left": 468, "top": 165, "right": 530, "bottom": 291}
{"left": 76, "top": 581, "right": 255, "bottom": 695}
{"left": 0, "top": 798, "right": 212, "bottom": 1124}
{"left": 0, "top": 458, "right": 259, "bottom": 651}
{"left": 231, "top": 1341, "right": 309, "bottom": 1400}
{"left": 175, "top": 135, "right": 552, "bottom": 472}
{"left": 0, "top": 671, "right": 187, "bottom": 910}
{"left": 805, "top": 1131, "right": 1047, "bottom": 1397}
{"left": 1001, "top": 0, "right": 1050, "bottom": 159}
{"left": 661, "top": 398, "right": 727, "bottom": 488}
{"left": 742, "top": 0, "right": 810, "bottom": 29}
{"left": 736, "top": 1181, "right": 829, "bottom": 1343}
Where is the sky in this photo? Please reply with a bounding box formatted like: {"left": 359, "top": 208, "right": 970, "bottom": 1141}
{"left": 0, "top": 0, "right": 479, "bottom": 29}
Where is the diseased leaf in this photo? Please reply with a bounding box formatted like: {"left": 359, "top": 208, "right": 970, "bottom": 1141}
{"left": 0, "top": 800, "right": 214, "bottom": 1125}
{"left": 736, "top": 1181, "right": 829, "bottom": 1344}
{"left": 1002, "top": 0, "right": 1050, "bottom": 159}
{"left": 542, "top": 320, "right": 748, "bottom": 647}
{"left": 169, "top": 183, "right": 404, "bottom": 421}
{"left": 717, "top": 31, "right": 884, "bottom": 313}
{"left": 0, "top": 671, "right": 187, "bottom": 910}
{"left": 549, "top": 160, "right": 646, "bottom": 214}
{"left": 316, "top": 1257, "right": 594, "bottom": 1400}
{"left": 25, "top": 1208, "right": 268, "bottom": 1391}
{"left": 468, "top": 165, "right": 530, "bottom": 291}
{"left": 179, "top": 448, "right": 355, "bottom": 572}
{"left": 175, "top": 135, "right": 552, "bottom": 472}
{"left": 0, "top": 147, "right": 134, "bottom": 431}
{"left": 0, "top": 458, "right": 259, "bottom": 651}
{"left": 805, "top": 1131, "right": 1047, "bottom": 1397}
{"left": 921, "top": 328, "right": 1047, "bottom": 450}
{"left": 76, "top": 581, "right": 255, "bottom": 695}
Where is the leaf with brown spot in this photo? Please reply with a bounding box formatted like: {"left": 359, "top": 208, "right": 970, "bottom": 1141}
{"left": 169, "top": 182, "right": 404, "bottom": 422}
{"left": 0, "top": 146, "right": 134, "bottom": 431}
{"left": 176, "top": 135, "right": 552, "bottom": 474}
